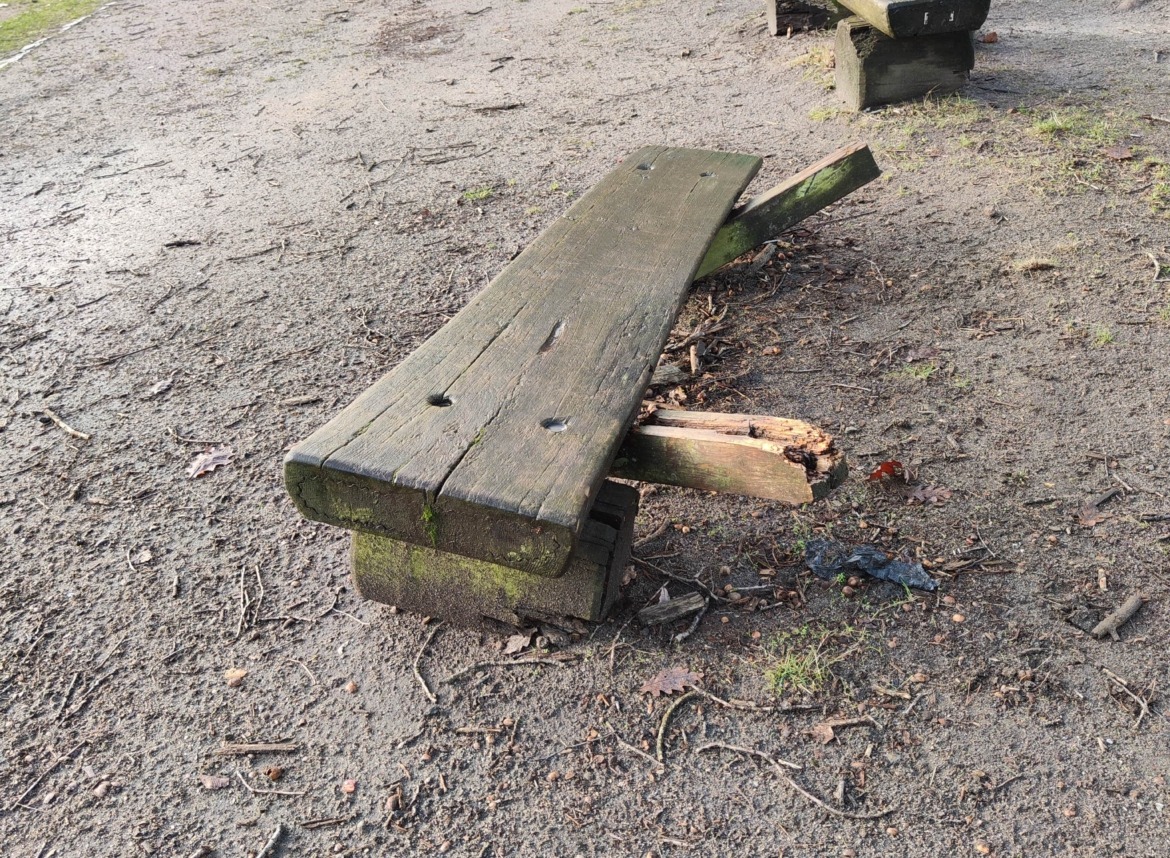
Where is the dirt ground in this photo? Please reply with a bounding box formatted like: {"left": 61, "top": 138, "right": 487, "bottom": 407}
{"left": 2, "top": 0, "right": 1169, "bottom": 855}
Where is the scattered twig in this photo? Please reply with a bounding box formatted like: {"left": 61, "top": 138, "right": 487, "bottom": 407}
{"left": 8, "top": 741, "right": 87, "bottom": 810}
{"left": 1103, "top": 669, "right": 1151, "bottom": 728}
{"left": 693, "top": 688, "right": 775, "bottom": 712}
{"left": 287, "top": 658, "right": 319, "bottom": 686}
{"left": 697, "top": 742, "right": 891, "bottom": 819}
{"left": 634, "top": 520, "right": 669, "bottom": 549}
{"left": 255, "top": 822, "right": 285, "bottom": 858}
{"left": 217, "top": 742, "right": 299, "bottom": 756}
{"left": 612, "top": 733, "right": 663, "bottom": 769}
{"left": 413, "top": 623, "right": 442, "bottom": 703}
{"left": 1148, "top": 253, "right": 1170, "bottom": 284}
{"left": 1091, "top": 594, "right": 1145, "bottom": 640}
{"left": 40, "top": 408, "right": 90, "bottom": 441}
{"left": 236, "top": 770, "right": 307, "bottom": 797}
{"left": 656, "top": 691, "right": 698, "bottom": 762}
{"left": 302, "top": 815, "right": 351, "bottom": 830}
{"left": 673, "top": 598, "right": 708, "bottom": 644}
{"left": 445, "top": 653, "right": 575, "bottom": 683}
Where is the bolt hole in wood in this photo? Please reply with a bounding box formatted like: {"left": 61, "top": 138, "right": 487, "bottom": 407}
{"left": 700, "top": 171, "right": 714, "bottom": 177}
{"left": 539, "top": 321, "right": 565, "bottom": 353}
{"left": 541, "top": 418, "right": 568, "bottom": 433}
{"left": 427, "top": 394, "right": 453, "bottom": 407}
{"left": 636, "top": 163, "right": 654, "bottom": 171}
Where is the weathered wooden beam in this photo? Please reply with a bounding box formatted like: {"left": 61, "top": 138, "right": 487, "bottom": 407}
{"left": 610, "top": 410, "right": 846, "bottom": 504}
{"left": 835, "top": 0, "right": 989, "bottom": 39}
{"left": 286, "top": 147, "right": 760, "bottom": 578}
{"left": 352, "top": 482, "right": 637, "bottom": 626}
{"left": 695, "top": 143, "right": 881, "bottom": 280}
{"left": 835, "top": 17, "right": 974, "bottom": 111}
{"left": 766, "top": 1, "right": 849, "bottom": 37}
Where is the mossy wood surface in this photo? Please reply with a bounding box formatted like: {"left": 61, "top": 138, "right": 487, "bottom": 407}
{"left": 352, "top": 482, "right": 638, "bottom": 625}
{"left": 696, "top": 143, "right": 881, "bottom": 280}
{"left": 835, "top": 0, "right": 989, "bottom": 38}
{"left": 835, "top": 17, "right": 975, "bottom": 111}
{"left": 286, "top": 146, "right": 760, "bottom": 578}
{"left": 611, "top": 410, "right": 846, "bottom": 503}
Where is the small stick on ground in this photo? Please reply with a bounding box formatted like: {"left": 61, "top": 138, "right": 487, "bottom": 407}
{"left": 41, "top": 407, "right": 91, "bottom": 441}
{"left": 697, "top": 742, "right": 892, "bottom": 819}
{"left": 217, "top": 741, "right": 299, "bottom": 756}
{"left": 656, "top": 691, "right": 698, "bottom": 762}
{"left": 235, "top": 769, "right": 307, "bottom": 797}
{"left": 255, "top": 823, "right": 285, "bottom": 858}
{"left": 612, "top": 733, "right": 664, "bottom": 769}
{"left": 414, "top": 622, "right": 442, "bottom": 703}
{"left": 1091, "top": 594, "right": 1145, "bottom": 640}
{"left": 445, "top": 654, "right": 575, "bottom": 683}
{"left": 1103, "top": 668, "right": 1151, "bottom": 728}
{"left": 8, "top": 741, "right": 88, "bottom": 810}
{"left": 693, "top": 688, "right": 775, "bottom": 713}
{"left": 673, "top": 597, "right": 708, "bottom": 645}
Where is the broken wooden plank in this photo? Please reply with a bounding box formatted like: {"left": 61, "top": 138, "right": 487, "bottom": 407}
{"left": 610, "top": 410, "right": 846, "bottom": 504}
{"left": 695, "top": 142, "right": 881, "bottom": 279}
{"left": 835, "top": 17, "right": 974, "bottom": 111}
{"left": 352, "top": 482, "right": 638, "bottom": 625}
{"left": 286, "top": 147, "right": 760, "bottom": 577}
{"left": 835, "top": 0, "right": 989, "bottom": 39}
{"left": 637, "top": 592, "right": 707, "bottom": 626}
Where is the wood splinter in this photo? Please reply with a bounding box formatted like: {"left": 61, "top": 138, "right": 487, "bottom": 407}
{"left": 1091, "top": 593, "right": 1145, "bottom": 640}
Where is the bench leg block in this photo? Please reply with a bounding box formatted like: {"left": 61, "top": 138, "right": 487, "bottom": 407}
{"left": 835, "top": 17, "right": 974, "bottom": 111}
{"left": 351, "top": 482, "right": 638, "bottom": 626}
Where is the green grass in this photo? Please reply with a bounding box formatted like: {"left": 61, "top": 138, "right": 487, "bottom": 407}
{"left": 461, "top": 186, "right": 494, "bottom": 202}
{"left": 421, "top": 504, "right": 439, "bottom": 546}
{"left": 889, "top": 362, "right": 936, "bottom": 382}
{"left": 0, "top": 0, "right": 104, "bottom": 58}
{"left": 763, "top": 623, "right": 869, "bottom": 697}
{"left": 1090, "top": 326, "right": 1116, "bottom": 347}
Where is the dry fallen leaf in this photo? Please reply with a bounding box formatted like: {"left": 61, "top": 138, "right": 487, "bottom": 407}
{"left": 1075, "top": 503, "right": 1109, "bottom": 527}
{"left": 224, "top": 667, "right": 247, "bottom": 688}
{"left": 199, "top": 774, "right": 230, "bottom": 790}
{"left": 264, "top": 765, "right": 284, "bottom": 782}
{"left": 977, "top": 31, "right": 999, "bottom": 44}
{"left": 639, "top": 666, "right": 703, "bottom": 697}
{"left": 907, "top": 485, "right": 953, "bottom": 505}
{"left": 504, "top": 629, "right": 535, "bottom": 655}
{"left": 866, "top": 460, "right": 905, "bottom": 482}
{"left": 1103, "top": 144, "right": 1133, "bottom": 161}
{"left": 187, "top": 446, "right": 234, "bottom": 479}
{"left": 810, "top": 723, "right": 835, "bottom": 745}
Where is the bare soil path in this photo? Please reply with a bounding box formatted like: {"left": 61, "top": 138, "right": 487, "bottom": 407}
{"left": 2, "top": 1, "right": 1168, "bottom": 856}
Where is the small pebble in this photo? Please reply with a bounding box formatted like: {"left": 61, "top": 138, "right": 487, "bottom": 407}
{"left": 942, "top": 595, "right": 957, "bottom": 606}
{"left": 344, "top": 680, "right": 359, "bottom": 694}
{"left": 547, "top": 770, "right": 560, "bottom": 782}
{"left": 952, "top": 613, "right": 966, "bottom": 623}
{"left": 885, "top": 826, "right": 899, "bottom": 837}
{"left": 975, "top": 840, "right": 992, "bottom": 855}
{"left": 93, "top": 782, "right": 110, "bottom": 799}
{"left": 1062, "top": 806, "right": 1077, "bottom": 818}
{"left": 842, "top": 586, "right": 855, "bottom": 597}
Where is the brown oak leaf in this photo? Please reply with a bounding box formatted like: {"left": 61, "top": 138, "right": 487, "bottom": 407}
{"left": 504, "top": 630, "right": 535, "bottom": 655}
{"left": 187, "top": 446, "right": 234, "bottom": 478}
{"left": 1075, "top": 503, "right": 1109, "bottom": 527}
{"left": 810, "top": 723, "right": 835, "bottom": 745}
{"left": 907, "top": 485, "right": 953, "bottom": 505}
{"left": 639, "top": 666, "right": 702, "bottom": 697}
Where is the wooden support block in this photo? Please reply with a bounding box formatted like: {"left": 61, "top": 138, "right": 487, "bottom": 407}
{"left": 835, "top": 0, "right": 989, "bottom": 39}
{"left": 286, "top": 147, "right": 760, "bottom": 578}
{"left": 835, "top": 17, "right": 974, "bottom": 111}
{"left": 352, "top": 482, "right": 638, "bottom": 626}
{"left": 696, "top": 142, "right": 881, "bottom": 280}
{"left": 610, "top": 410, "right": 846, "bottom": 504}
{"left": 637, "top": 592, "right": 707, "bottom": 626}
{"left": 766, "top": 1, "right": 849, "bottom": 37}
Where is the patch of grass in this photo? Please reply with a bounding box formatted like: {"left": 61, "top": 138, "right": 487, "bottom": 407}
{"left": 1156, "top": 306, "right": 1170, "bottom": 325}
{"left": 1014, "top": 257, "right": 1057, "bottom": 273}
{"left": 0, "top": 0, "right": 104, "bottom": 58}
{"left": 889, "top": 362, "right": 936, "bottom": 382}
{"left": 1091, "top": 326, "right": 1116, "bottom": 347}
{"left": 763, "top": 623, "right": 869, "bottom": 697}
{"left": 950, "top": 375, "right": 972, "bottom": 390}
{"left": 786, "top": 44, "right": 835, "bottom": 91}
{"left": 461, "top": 186, "right": 494, "bottom": 202}
{"left": 1032, "top": 112, "right": 1080, "bottom": 137}
{"left": 809, "top": 105, "right": 839, "bottom": 122}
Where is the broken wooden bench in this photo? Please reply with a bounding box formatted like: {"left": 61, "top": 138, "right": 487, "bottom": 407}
{"left": 285, "top": 144, "right": 879, "bottom": 626}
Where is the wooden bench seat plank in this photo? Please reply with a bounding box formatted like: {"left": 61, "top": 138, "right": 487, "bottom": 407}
{"left": 835, "top": 0, "right": 990, "bottom": 39}
{"left": 287, "top": 146, "right": 761, "bottom": 577}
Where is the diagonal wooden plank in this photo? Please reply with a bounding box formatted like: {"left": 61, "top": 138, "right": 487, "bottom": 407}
{"left": 286, "top": 146, "right": 761, "bottom": 577}
{"left": 835, "top": 0, "right": 990, "bottom": 39}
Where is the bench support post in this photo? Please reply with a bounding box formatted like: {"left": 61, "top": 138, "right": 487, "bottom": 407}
{"left": 352, "top": 482, "right": 638, "bottom": 626}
